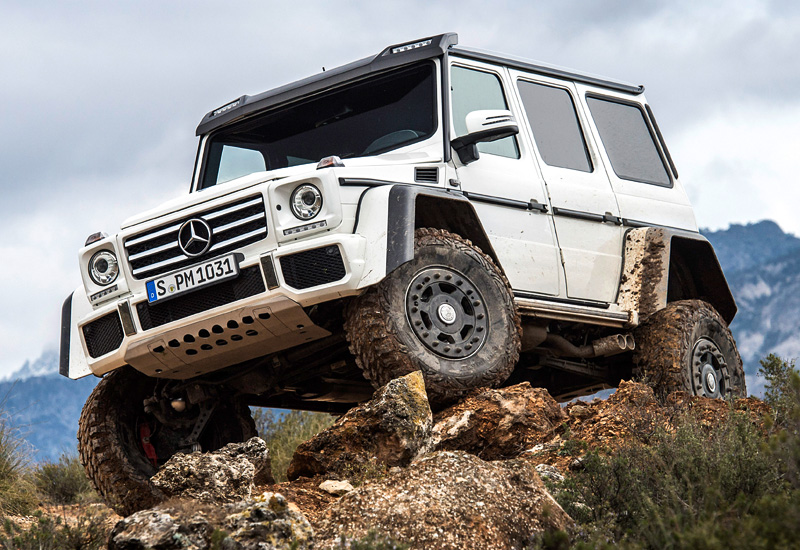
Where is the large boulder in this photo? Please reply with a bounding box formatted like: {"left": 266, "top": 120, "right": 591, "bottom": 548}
{"left": 287, "top": 371, "right": 432, "bottom": 480}
{"left": 151, "top": 437, "right": 274, "bottom": 503}
{"left": 315, "top": 450, "right": 573, "bottom": 549}
{"left": 109, "top": 492, "right": 312, "bottom": 550}
{"left": 431, "top": 382, "right": 567, "bottom": 460}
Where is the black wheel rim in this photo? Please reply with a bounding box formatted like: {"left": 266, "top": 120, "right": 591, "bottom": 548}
{"left": 405, "top": 266, "right": 488, "bottom": 359}
{"left": 691, "top": 337, "right": 727, "bottom": 398}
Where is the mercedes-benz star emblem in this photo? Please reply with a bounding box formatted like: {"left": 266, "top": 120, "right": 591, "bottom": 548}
{"left": 178, "top": 219, "right": 212, "bottom": 257}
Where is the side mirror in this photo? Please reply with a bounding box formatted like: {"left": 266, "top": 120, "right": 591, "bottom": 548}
{"left": 450, "top": 110, "right": 519, "bottom": 165}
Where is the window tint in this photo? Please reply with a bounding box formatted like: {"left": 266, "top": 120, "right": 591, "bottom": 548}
{"left": 586, "top": 97, "right": 670, "bottom": 186}
{"left": 517, "top": 81, "right": 591, "bottom": 172}
{"left": 451, "top": 66, "right": 519, "bottom": 159}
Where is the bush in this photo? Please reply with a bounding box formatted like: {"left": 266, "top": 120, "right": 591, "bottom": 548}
{"left": 759, "top": 353, "right": 800, "bottom": 427}
{"left": 0, "top": 409, "right": 36, "bottom": 517}
{"left": 333, "top": 529, "right": 409, "bottom": 550}
{"left": 554, "top": 354, "right": 800, "bottom": 549}
{"left": 253, "top": 408, "right": 335, "bottom": 482}
{"left": 0, "top": 509, "right": 109, "bottom": 550}
{"left": 33, "top": 454, "right": 96, "bottom": 506}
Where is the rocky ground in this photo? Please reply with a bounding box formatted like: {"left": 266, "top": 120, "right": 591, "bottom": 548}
{"left": 51, "top": 371, "right": 772, "bottom": 549}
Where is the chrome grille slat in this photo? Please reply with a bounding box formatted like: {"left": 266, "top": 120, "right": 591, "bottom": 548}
{"left": 214, "top": 213, "right": 266, "bottom": 234}
{"left": 128, "top": 240, "right": 181, "bottom": 262}
{"left": 204, "top": 197, "right": 263, "bottom": 220}
{"left": 208, "top": 227, "right": 268, "bottom": 253}
{"left": 124, "top": 194, "right": 268, "bottom": 280}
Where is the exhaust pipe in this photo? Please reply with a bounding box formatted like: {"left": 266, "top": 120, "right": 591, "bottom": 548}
{"left": 544, "top": 333, "right": 635, "bottom": 359}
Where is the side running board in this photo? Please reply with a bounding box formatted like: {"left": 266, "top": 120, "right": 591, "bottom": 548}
{"left": 514, "top": 296, "right": 636, "bottom": 329}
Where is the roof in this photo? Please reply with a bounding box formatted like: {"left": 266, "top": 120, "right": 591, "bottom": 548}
{"left": 196, "top": 33, "right": 644, "bottom": 136}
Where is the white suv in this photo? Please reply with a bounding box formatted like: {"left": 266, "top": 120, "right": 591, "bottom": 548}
{"left": 61, "top": 33, "right": 745, "bottom": 515}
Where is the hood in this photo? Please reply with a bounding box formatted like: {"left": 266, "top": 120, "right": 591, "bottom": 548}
{"left": 119, "top": 165, "right": 314, "bottom": 229}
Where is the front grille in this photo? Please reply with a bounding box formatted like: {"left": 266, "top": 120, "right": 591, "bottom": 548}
{"left": 136, "top": 266, "right": 266, "bottom": 330}
{"left": 280, "top": 245, "right": 346, "bottom": 290}
{"left": 83, "top": 312, "right": 124, "bottom": 358}
{"left": 125, "top": 195, "right": 268, "bottom": 280}
{"left": 414, "top": 167, "right": 439, "bottom": 183}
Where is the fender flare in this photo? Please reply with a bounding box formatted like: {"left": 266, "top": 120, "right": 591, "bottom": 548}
{"left": 618, "top": 227, "right": 736, "bottom": 324}
{"left": 385, "top": 184, "right": 501, "bottom": 274}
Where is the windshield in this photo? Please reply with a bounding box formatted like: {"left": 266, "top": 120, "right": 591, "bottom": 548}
{"left": 198, "top": 62, "right": 437, "bottom": 190}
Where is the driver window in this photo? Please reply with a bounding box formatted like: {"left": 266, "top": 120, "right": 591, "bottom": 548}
{"left": 451, "top": 66, "right": 519, "bottom": 159}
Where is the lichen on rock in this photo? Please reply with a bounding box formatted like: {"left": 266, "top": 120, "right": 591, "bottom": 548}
{"left": 287, "top": 371, "right": 432, "bottom": 480}
{"left": 151, "top": 437, "right": 273, "bottom": 504}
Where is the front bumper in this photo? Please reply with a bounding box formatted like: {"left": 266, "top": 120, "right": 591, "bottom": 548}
{"left": 61, "top": 233, "right": 367, "bottom": 380}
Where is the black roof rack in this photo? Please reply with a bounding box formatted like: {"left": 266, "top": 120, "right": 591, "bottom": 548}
{"left": 196, "top": 32, "right": 644, "bottom": 136}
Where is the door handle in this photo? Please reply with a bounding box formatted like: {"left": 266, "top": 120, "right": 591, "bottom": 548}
{"left": 528, "top": 200, "right": 548, "bottom": 213}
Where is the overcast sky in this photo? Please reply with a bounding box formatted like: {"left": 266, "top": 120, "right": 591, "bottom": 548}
{"left": 1, "top": 0, "right": 798, "bottom": 377}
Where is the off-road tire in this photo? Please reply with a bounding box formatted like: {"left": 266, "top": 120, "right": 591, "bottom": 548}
{"left": 78, "top": 367, "right": 256, "bottom": 516}
{"left": 633, "top": 299, "right": 746, "bottom": 399}
{"left": 344, "top": 228, "right": 521, "bottom": 405}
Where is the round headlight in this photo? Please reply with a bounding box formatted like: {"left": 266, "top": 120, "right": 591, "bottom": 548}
{"left": 290, "top": 184, "right": 323, "bottom": 220}
{"left": 89, "top": 250, "right": 119, "bottom": 286}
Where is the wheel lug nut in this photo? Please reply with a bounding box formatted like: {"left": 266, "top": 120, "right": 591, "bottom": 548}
{"left": 416, "top": 284, "right": 423, "bottom": 290}
{"left": 432, "top": 342, "right": 439, "bottom": 347}
{"left": 465, "top": 344, "right": 472, "bottom": 350}
{"left": 445, "top": 274, "right": 452, "bottom": 280}
{"left": 472, "top": 338, "right": 479, "bottom": 343}
{"left": 473, "top": 301, "right": 480, "bottom": 307}
{"left": 411, "top": 307, "right": 418, "bottom": 313}
{"left": 456, "top": 280, "right": 463, "bottom": 285}
{"left": 444, "top": 346, "right": 451, "bottom": 352}
{"left": 424, "top": 277, "right": 430, "bottom": 283}
{"left": 434, "top": 273, "right": 440, "bottom": 279}
{"left": 423, "top": 332, "right": 429, "bottom": 338}
{"left": 477, "top": 314, "right": 484, "bottom": 320}
{"left": 476, "top": 327, "right": 484, "bottom": 332}
{"left": 455, "top": 347, "right": 462, "bottom": 353}
{"left": 415, "top": 320, "right": 422, "bottom": 326}
{"left": 466, "top": 290, "right": 473, "bottom": 295}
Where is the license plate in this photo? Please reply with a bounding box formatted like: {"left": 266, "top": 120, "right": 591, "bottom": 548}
{"left": 146, "top": 254, "right": 239, "bottom": 303}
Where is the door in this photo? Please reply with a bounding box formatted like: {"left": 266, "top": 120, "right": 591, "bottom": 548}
{"left": 509, "top": 71, "right": 624, "bottom": 303}
{"left": 449, "top": 60, "right": 561, "bottom": 296}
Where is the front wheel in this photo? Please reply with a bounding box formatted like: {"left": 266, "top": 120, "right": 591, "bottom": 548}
{"left": 78, "top": 367, "right": 256, "bottom": 516}
{"left": 632, "top": 299, "right": 746, "bottom": 399}
{"left": 344, "top": 228, "right": 521, "bottom": 405}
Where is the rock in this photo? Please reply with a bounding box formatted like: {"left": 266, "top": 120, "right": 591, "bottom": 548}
{"left": 568, "top": 404, "right": 591, "bottom": 419}
{"left": 431, "top": 383, "right": 567, "bottom": 460}
{"left": 318, "top": 480, "right": 354, "bottom": 496}
{"left": 315, "top": 450, "right": 573, "bottom": 549}
{"left": 109, "top": 492, "right": 312, "bottom": 550}
{"left": 535, "top": 464, "right": 564, "bottom": 482}
{"left": 151, "top": 437, "right": 273, "bottom": 503}
{"left": 287, "top": 371, "right": 432, "bottom": 480}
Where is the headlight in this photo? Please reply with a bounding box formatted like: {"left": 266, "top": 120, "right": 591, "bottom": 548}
{"left": 89, "top": 250, "right": 119, "bottom": 286}
{"left": 290, "top": 184, "right": 323, "bottom": 220}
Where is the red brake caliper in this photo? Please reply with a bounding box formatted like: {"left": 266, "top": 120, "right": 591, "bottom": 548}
{"left": 139, "top": 423, "right": 158, "bottom": 468}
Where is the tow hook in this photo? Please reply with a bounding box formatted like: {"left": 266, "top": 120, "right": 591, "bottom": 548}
{"left": 139, "top": 423, "right": 158, "bottom": 468}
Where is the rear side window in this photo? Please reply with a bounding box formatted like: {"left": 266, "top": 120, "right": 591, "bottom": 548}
{"left": 517, "top": 81, "right": 591, "bottom": 172}
{"left": 451, "top": 66, "right": 519, "bottom": 159}
{"left": 587, "top": 96, "right": 670, "bottom": 186}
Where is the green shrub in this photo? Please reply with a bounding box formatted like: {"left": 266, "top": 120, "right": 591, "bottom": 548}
{"left": 554, "top": 354, "right": 800, "bottom": 550}
{"left": 0, "top": 509, "right": 109, "bottom": 550}
{"left": 253, "top": 408, "right": 335, "bottom": 482}
{"left": 0, "top": 409, "right": 36, "bottom": 517}
{"left": 33, "top": 454, "right": 96, "bottom": 506}
{"left": 759, "top": 353, "right": 800, "bottom": 426}
{"left": 333, "top": 529, "right": 409, "bottom": 549}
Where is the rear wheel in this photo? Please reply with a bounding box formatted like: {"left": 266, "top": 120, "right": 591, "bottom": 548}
{"left": 344, "top": 228, "right": 521, "bottom": 404}
{"left": 78, "top": 367, "right": 255, "bottom": 516}
{"left": 632, "top": 299, "right": 746, "bottom": 398}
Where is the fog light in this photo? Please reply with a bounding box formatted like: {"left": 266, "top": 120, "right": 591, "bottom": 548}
{"left": 89, "top": 250, "right": 119, "bottom": 286}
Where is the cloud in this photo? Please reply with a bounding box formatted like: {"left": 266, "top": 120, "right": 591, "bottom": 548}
{"left": 0, "top": 0, "right": 798, "bottom": 376}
